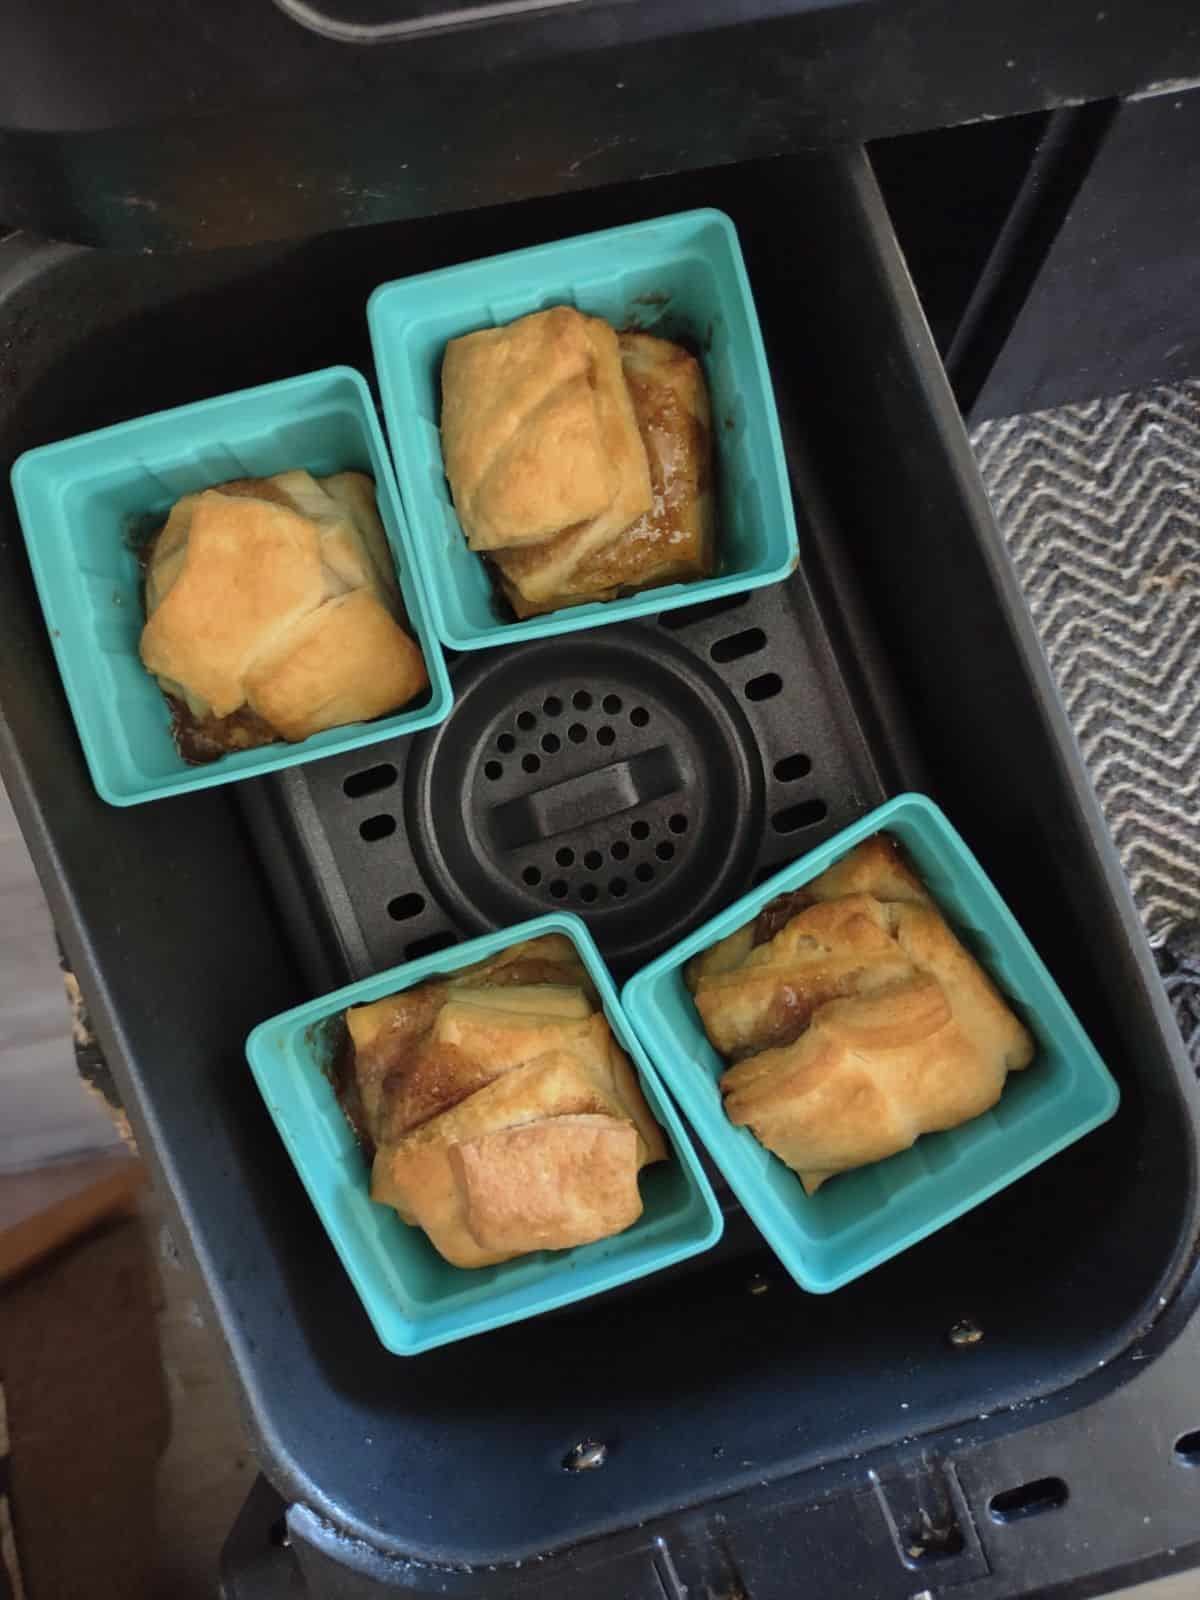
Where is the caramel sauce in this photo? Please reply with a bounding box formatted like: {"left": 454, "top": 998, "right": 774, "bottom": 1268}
{"left": 752, "top": 890, "right": 819, "bottom": 947}
{"left": 333, "top": 956, "right": 597, "bottom": 1153}
{"left": 329, "top": 1022, "right": 375, "bottom": 1163}
{"left": 166, "top": 696, "right": 279, "bottom": 765}
{"left": 566, "top": 354, "right": 713, "bottom": 592}
{"left": 140, "top": 502, "right": 286, "bottom": 765}
{"left": 488, "top": 335, "right": 716, "bottom": 618}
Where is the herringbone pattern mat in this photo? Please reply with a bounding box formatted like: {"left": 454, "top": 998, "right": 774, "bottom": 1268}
{"left": 973, "top": 383, "right": 1200, "bottom": 1061}
{"left": 973, "top": 384, "right": 1200, "bottom": 940}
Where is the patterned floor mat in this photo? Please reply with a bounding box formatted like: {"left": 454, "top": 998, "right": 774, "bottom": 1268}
{"left": 972, "top": 382, "right": 1200, "bottom": 1061}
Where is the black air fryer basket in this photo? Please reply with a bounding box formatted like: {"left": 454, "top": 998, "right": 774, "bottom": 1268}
{"left": 2, "top": 146, "right": 1198, "bottom": 1600}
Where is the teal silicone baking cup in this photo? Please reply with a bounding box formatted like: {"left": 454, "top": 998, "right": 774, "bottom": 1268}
{"left": 367, "top": 208, "right": 799, "bottom": 650}
{"left": 10, "top": 366, "right": 452, "bottom": 805}
{"left": 245, "top": 914, "right": 723, "bottom": 1355}
{"left": 622, "top": 793, "right": 1120, "bottom": 1293}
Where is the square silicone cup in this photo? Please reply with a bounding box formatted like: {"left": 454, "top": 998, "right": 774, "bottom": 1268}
{"left": 622, "top": 793, "right": 1120, "bottom": 1292}
{"left": 10, "top": 366, "right": 452, "bottom": 804}
{"left": 367, "top": 208, "right": 799, "bottom": 649}
{"left": 245, "top": 913, "right": 724, "bottom": 1354}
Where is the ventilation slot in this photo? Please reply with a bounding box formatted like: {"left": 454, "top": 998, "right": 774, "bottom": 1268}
{"left": 745, "top": 672, "right": 783, "bottom": 702}
{"left": 343, "top": 762, "right": 397, "bottom": 798}
{"left": 711, "top": 627, "right": 767, "bottom": 664}
{"left": 988, "top": 1478, "right": 1068, "bottom": 1523}
{"left": 772, "top": 799, "right": 828, "bottom": 834}
{"left": 387, "top": 892, "right": 425, "bottom": 922}
{"left": 774, "top": 752, "right": 812, "bottom": 782}
{"left": 658, "top": 592, "right": 750, "bottom": 630}
{"left": 1174, "top": 1430, "right": 1200, "bottom": 1466}
{"left": 359, "top": 814, "right": 396, "bottom": 842}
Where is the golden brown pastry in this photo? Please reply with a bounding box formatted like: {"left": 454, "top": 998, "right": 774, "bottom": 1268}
{"left": 378, "top": 995, "right": 596, "bottom": 1142}
{"left": 799, "top": 831, "right": 932, "bottom": 909}
{"left": 441, "top": 308, "right": 651, "bottom": 553}
{"left": 688, "top": 835, "right": 1035, "bottom": 1191}
{"left": 372, "top": 1050, "right": 646, "bottom": 1265}
{"left": 335, "top": 935, "right": 667, "bottom": 1267}
{"left": 689, "top": 894, "right": 914, "bottom": 1060}
{"left": 569, "top": 1014, "right": 669, "bottom": 1166}
{"left": 139, "top": 471, "right": 428, "bottom": 762}
{"left": 341, "top": 938, "right": 595, "bottom": 1150}
{"left": 450, "top": 1116, "right": 642, "bottom": 1258}
{"left": 440, "top": 308, "right": 718, "bottom": 619}
{"left": 687, "top": 835, "right": 932, "bottom": 995}
{"left": 497, "top": 331, "right": 717, "bottom": 617}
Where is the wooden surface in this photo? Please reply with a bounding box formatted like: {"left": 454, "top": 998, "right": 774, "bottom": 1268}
{"left": 0, "top": 1215, "right": 168, "bottom": 1598}
{"left": 0, "top": 1150, "right": 144, "bottom": 1283}
{"left": 0, "top": 1193, "right": 256, "bottom": 1598}
{"left": 1110, "top": 1578, "right": 1200, "bottom": 1600}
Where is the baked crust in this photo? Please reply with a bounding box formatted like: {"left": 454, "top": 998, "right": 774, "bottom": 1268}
{"left": 441, "top": 307, "right": 650, "bottom": 552}
{"left": 139, "top": 470, "right": 428, "bottom": 754}
{"left": 340, "top": 935, "right": 667, "bottom": 1267}
{"left": 688, "top": 835, "right": 1035, "bottom": 1191}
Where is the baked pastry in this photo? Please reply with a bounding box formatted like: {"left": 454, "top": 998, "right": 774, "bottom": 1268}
{"left": 495, "top": 331, "right": 718, "bottom": 617}
{"left": 690, "top": 894, "right": 917, "bottom": 1060}
{"left": 440, "top": 308, "right": 717, "bottom": 619}
{"left": 373, "top": 1051, "right": 647, "bottom": 1266}
{"left": 687, "top": 835, "right": 1035, "bottom": 1191}
{"left": 139, "top": 471, "right": 428, "bottom": 762}
{"left": 450, "top": 1117, "right": 642, "bottom": 1258}
{"left": 340, "top": 933, "right": 598, "bottom": 1148}
{"left": 441, "top": 308, "right": 651, "bottom": 553}
{"left": 335, "top": 934, "right": 668, "bottom": 1268}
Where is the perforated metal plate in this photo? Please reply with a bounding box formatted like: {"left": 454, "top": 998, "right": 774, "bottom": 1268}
{"left": 242, "top": 567, "right": 888, "bottom": 989}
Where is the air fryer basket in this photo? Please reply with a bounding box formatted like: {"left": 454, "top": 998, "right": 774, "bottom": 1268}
{"left": 1, "top": 150, "right": 1196, "bottom": 1597}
